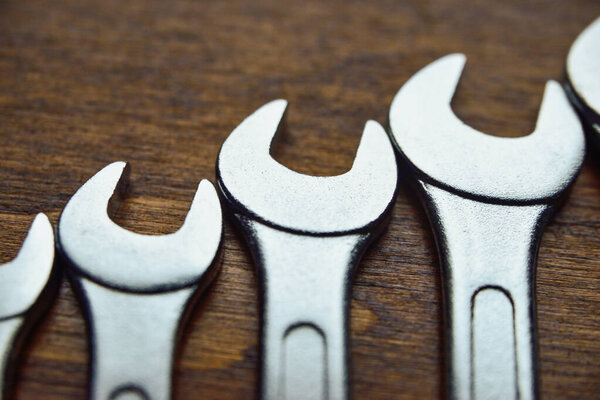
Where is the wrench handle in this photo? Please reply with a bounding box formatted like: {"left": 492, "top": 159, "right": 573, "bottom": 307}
{"left": 242, "top": 218, "right": 370, "bottom": 400}
{"left": 73, "top": 276, "right": 196, "bottom": 400}
{"left": 0, "top": 317, "right": 24, "bottom": 400}
{"left": 422, "top": 183, "right": 551, "bottom": 400}
{"left": 262, "top": 300, "right": 346, "bottom": 400}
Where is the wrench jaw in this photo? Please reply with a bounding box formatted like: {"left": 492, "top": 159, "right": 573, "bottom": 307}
{"left": 388, "top": 54, "right": 585, "bottom": 203}
{"left": 217, "top": 100, "right": 398, "bottom": 235}
{"left": 57, "top": 162, "right": 223, "bottom": 400}
{"left": 0, "top": 214, "right": 57, "bottom": 400}
{"left": 58, "top": 161, "right": 223, "bottom": 293}
{"left": 565, "top": 17, "right": 600, "bottom": 152}
{"left": 0, "top": 214, "right": 56, "bottom": 318}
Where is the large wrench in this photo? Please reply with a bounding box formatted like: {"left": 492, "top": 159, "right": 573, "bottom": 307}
{"left": 217, "top": 100, "right": 398, "bottom": 400}
{"left": 388, "top": 54, "right": 585, "bottom": 400}
{"left": 565, "top": 16, "right": 600, "bottom": 150}
{"left": 57, "top": 162, "right": 222, "bottom": 400}
{"left": 0, "top": 214, "right": 56, "bottom": 399}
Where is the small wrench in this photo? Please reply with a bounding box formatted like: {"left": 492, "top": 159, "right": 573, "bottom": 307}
{"left": 217, "top": 100, "right": 398, "bottom": 400}
{"left": 0, "top": 213, "right": 56, "bottom": 400}
{"left": 388, "top": 54, "right": 585, "bottom": 400}
{"left": 565, "top": 16, "right": 600, "bottom": 150}
{"left": 57, "top": 162, "right": 222, "bottom": 400}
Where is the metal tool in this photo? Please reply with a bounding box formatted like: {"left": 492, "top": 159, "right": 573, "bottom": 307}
{"left": 388, "top": 54, "right": 585, "bottom": 400}
{"left": 57, "top": 162, "right": 222, "bottom": 400}
{"left": 565, "top": 17, "right": 600, "bottom": 150}
{"left": 217, "top": 100, "right": 398, "bottom": 400}
{"left": 0, "top": 213, "right": 56, "bottom": 400}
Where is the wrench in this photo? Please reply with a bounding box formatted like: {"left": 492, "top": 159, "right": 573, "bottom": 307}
{"left": 217, "top": 100, "right": 398, "bottom": 400}
{"left": 57, "top": 162, "right": 222, "bottom": 400}
{"left": 565, "top": 17, "right": 600, "bottom": 150}
{"left": 388, "top": 54, "right": 585, "bottom": 400}
{"left": 0, "top": 214, "right": 55, "bottom": 400}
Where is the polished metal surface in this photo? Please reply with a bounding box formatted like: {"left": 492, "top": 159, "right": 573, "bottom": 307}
{"left": 57, "top": 162, "right": 222, "bottom": 400}
{"left": 0, "top": 214, "right": 56, "bottom": 400}
{"left": 388, "top": 55, "right": 585, "bottom": 400}
{"left": 217, "top": 101, "right": 398, "bottom": 400}
{"left": 566, "top": 17, "right": 600, "bottom": 145}
{"left": 218, "top": 100, "right": 398, "bottom": 234}
{"left": 389, "top": 53, "right": 583, "bottom": 202}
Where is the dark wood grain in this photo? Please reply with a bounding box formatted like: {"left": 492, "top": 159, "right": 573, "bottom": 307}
{"left": 0, "top": 0, "right": 599, "bottom": 399}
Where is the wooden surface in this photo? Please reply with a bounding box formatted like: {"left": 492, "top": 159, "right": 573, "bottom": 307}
{"left": 0, "top": 0, "right": 599, "bottom": 399}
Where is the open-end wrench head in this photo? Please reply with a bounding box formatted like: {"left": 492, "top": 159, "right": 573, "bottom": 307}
{"left": 0, "top": 213, "right": 54, "bottom": 319}
{"left": 217, "top": 100, "right": 398, "bottom": 234}
{"left": 389, "top": 54, "right": 585, "bottom": 202}
{"left": 566, "top": 17, "right": 600, "bottom": 133}
{"left": 58, "top": 162, "right": 222, "bottom": 293}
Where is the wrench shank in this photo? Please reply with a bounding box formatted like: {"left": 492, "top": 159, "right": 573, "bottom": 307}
{"left": 0, "top": 317, "right": 24, "bottom": 400}
{"left": 74, "top": 277, "right": 195, "bottom": 400}
{"left": 238, "top": 217, "right": 370, "bottom": 400}
{"left": 421, "top": 182, "right": 551, "bottom": 400}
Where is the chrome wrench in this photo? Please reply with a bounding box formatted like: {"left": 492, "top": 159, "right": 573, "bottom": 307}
{"left": 57, "top": 162, "right": 222, "bottom": 400}
{"left": 388, "top": 54, "right": 585, "bottom": 400}
{"left": 217, "top": 100, "right": 398, "bottom": 400}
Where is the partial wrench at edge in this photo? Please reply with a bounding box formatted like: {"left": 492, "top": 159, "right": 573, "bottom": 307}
{"left": 0, "top": 214, "right": 56, "bottom": 400}
{"left": 565, "top": 16, "right": 600, "bottom": 150}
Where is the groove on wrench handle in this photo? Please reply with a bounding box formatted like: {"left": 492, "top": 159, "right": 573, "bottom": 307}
{"left": 73, "top": 277, "right": 195, "bottom": 400}
{"left": 240, "top": 218, "right": 370, "bottom": 400}
{"left": 472, "top": 288, "right": 516, "bottom": 400}
{"left": 282, "top": 324, "right": 326, "bottom": 400}
{"left": 421, "top": 183, "right": 550, "bottom": 400}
